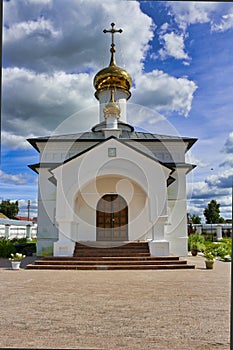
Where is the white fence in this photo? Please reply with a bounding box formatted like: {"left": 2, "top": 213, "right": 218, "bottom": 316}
{"left": 191, "top": 224, "right": 232, "bottom": 240}
{"left": 0, "top": 219, "right": 37, "bottom": 240}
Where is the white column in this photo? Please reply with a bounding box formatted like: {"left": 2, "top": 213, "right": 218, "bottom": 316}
{"left": 53, "top": 221, "right": 76, "bottom": 257}
{"left": 196, "top": 225, "right": 202, "bottom": 235}
{"left": 149, "top": 216, "right": 169, "bottom": 256}
{"left": 166, "top": 167, "right": 189, "bottom": 256}
{"left": 5, "top": 224, "right": 10, "bottom": 239}
{"left": 26, "top": 224, "right": 32, "bottom": 241}
{"left": 216, "top": 225, "right": 222, "bottom": 241}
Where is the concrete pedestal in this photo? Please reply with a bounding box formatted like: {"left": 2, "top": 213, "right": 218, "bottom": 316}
{"left": 53, "top": 240, "right": 75, "bottom": 257}
{"left": 149, "top": 240, "right": 169, "bottom": 256}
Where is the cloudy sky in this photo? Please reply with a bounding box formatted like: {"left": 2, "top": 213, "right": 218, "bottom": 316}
{"left": 1, "top": 0, "right": 233, "bottom": 221}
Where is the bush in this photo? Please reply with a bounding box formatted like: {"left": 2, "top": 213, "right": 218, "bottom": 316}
{"left": 204, "top": 239, "right": 232, "bottom": 261}
{"left": 202, "top": 234, "right": 214, "bottom": 242}
{"left": 220, "top": 238, "right": 232, "bottom": 253}
{"left": 0, "top": 238, "right": 16, "bottom": 258}
{"left": 188, "top": 233, "right": 205, "bottom": 251}
{"left": 10, "top": 238, "right": 28, "bottom": 244}
{"left": 14, "top": 242, "right": 36, "bottom": 256}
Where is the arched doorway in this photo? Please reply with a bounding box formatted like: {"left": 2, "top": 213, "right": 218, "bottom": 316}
{"left": 96, "top": 194, "right": 128, "bottom": 241}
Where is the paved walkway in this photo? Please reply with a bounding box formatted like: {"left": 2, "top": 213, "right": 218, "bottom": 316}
{"left": 0, "top": 256, "right": 230, "bottom": 349}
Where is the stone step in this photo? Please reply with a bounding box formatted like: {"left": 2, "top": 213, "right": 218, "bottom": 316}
{"left": 73, "top": 243, "right": 150, "bottom": 257}
{"left": 74, "top": 248, "right": 149, "bottom": 252}
{"left": 74, "top": 241, "right": 149, "bottom": 248}
{"left": 42, "top": 256, "right": 180, "bottom": 261}
{"left": 73, "top": 242, "right": 149, "bottom": 253}
{"left": 27, "top": 263, "right": 195, "bottom": 270}
{"left": 73, "top": 253, "right": 151, "bottom": 257}
{"left": 33, "top": 259, "right": 188, "bottom": 266}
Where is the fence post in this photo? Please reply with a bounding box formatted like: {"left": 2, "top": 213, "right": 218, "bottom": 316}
{"left": 26, "top": 224, "right": 32, "bottom": 241}
{"left": 196, "top": 225, "right": 202, "bottom": 235}
{"left": 5, "top": 224, "right": 10, "bottom": 239}
{"left": 216, "top": 225, "right": 222, "bottom": 241}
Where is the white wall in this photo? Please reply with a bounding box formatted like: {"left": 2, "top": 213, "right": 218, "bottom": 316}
{"left": 74, "top": 176, "right": 148, "bottom": 241}
{"left": 52, "top": 138, "right": 170, "bottom": 245}
{"left": 37, "top": 168, "right": 58, "bottom": 256}
{"left": 0, "top": 224, "right": 37, "bottom": 239}
{"left": 166, "top": 167, "right": 189, "bottom": 256}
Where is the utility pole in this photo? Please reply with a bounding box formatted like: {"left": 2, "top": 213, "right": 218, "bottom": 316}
{"left": 27, "top": 200, "right": 30, "bottom": 221}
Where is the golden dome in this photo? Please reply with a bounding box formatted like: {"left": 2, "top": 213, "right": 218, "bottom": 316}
{"left": 94, "top": 65, "right": 132, "bottom": 96}
{"left": 93, "top": 23, "right": 132, "bottom": 100}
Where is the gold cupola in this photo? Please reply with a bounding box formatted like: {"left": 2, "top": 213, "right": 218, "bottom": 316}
{"left": 93, "top": 23, "right": 132, "bottom": 100}
{"left": 103, "top": 89, "right": 121, "bottom": 119}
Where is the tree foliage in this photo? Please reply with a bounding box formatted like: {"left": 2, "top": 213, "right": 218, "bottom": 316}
{"left": 0, "top": 200, "right": 19, "bottom": 219}
{"left": 0, "top": 238, "right": 16, "bottom": 258}
{"left": 203, "top": 200, "right": 225, "bottom": 224}
{"left": 190, "top": 214, "right": 201, "bottom": 224}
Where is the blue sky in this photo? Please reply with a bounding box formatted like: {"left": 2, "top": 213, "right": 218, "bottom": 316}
{"left": 1, "top": 0, "right": 233, "bottom": 221}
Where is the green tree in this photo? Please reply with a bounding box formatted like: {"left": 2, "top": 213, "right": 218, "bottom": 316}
{"left": 190, "top": 214, "right": 201, "bottom": 224}
{"left": 203, "top": 200, "right": 225, "bottom": 224}
{"left": 0, "top": 200, "right": 19, "bottom": 219}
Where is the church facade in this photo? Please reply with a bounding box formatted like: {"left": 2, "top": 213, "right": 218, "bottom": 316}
{"left": 28, "top": 24, "right": 197, "bottom": 257}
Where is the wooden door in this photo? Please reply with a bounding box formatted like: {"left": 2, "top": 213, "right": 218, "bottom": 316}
{"left": 96, "top": 194, "right": 128, "bottom": 241}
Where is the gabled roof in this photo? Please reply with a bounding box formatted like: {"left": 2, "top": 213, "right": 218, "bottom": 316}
{"left": 28, "top": 163, "right": 61, "bottom": 174}
{"left": 49, "top": 136, "right": 176, "bottom": 187}
{"left": 50, "top": 135, "right": 175, "bottom": 173}
{"left": 27, "top": 129, "right": 197, "bottom": 153}
{"left": 28, "top": 134, "right": 196, "bottom": 179}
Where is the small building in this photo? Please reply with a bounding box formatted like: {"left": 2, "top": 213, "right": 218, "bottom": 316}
{"left": 28, "top": 24, "right": 197, "bottom": 257}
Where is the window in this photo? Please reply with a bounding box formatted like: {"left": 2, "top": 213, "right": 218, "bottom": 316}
{"left": 108, "top": 147, "right": 116, "bottom": 157}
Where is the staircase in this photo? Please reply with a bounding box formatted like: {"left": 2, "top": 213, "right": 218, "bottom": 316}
{"left": 26, "top": 242, "right": 195, "bottom": 270}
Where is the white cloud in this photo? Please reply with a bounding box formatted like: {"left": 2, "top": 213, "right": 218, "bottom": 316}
{"left": 2, "top": 0, "right": 156, "bottom": 141}
{"left": 187, "top": 181, "right": 211, "bottom": 200}
{"left": 222, "top": 131, "right": 233, "bottom": 153}
{"left": 188, "top": 169, "right": 233, "bottom": 201}
{"left": 186, "top": 167, "right": 232, "bottom": 217}
{"left": 220, "top": 155, "right": 233, "bottom": 168}
{"left": 211, "top": 8, "right": 233, "bottom": 32}
{"left": 206, "top": 169, "right": 233, "bottom": 189}
{"left": 1, "top": 131, "right": 34, "bottom": 150}
{"left": 159, "top": 31, "right": 190, "bottom": 61}
{"left": 2, "top": 67, "right": 96, "bottom": 135}
{"left": 167, "top": 2, "right": 219, "bottom": 30}
{"left": 185, "top": 152, "right": 208, "bottom": 168}
{"left": 2, "top": 64, "right": 198, "bottom": 139}
{"left": 219, "top": 132, "right": 233, "bottom": 167}
{"left": 3, "top": 0, "right": 153, "bottom": 75}
{"left": 133, "top": 70, "right": 197, "bottom": 117}
{"left": 2, "top": 0, "right": 198, "bottom": 141}
{"left": 187, "top": 178, "right": 231, "bottom": 217}
{"left": 4, "top": 17, "right": 61, "bottom": 44}
{"left": 0, "top": 170, "right": 31, "bottom": 185}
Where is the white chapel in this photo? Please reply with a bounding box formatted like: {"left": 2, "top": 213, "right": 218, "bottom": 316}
{"left": 28, "top": 23, "right": 197, "bottom": 258}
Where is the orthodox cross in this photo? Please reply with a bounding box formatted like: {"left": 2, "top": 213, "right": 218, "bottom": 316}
{"left": 103, "top": 23, "right": 123, "bottom": 66}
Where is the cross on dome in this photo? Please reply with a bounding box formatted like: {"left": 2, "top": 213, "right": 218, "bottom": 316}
{"left": 93, "top": 23, "right": 132, "bottom": 100}
{"left": 103, "top": 23, "right": 123, "bottom": 66}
